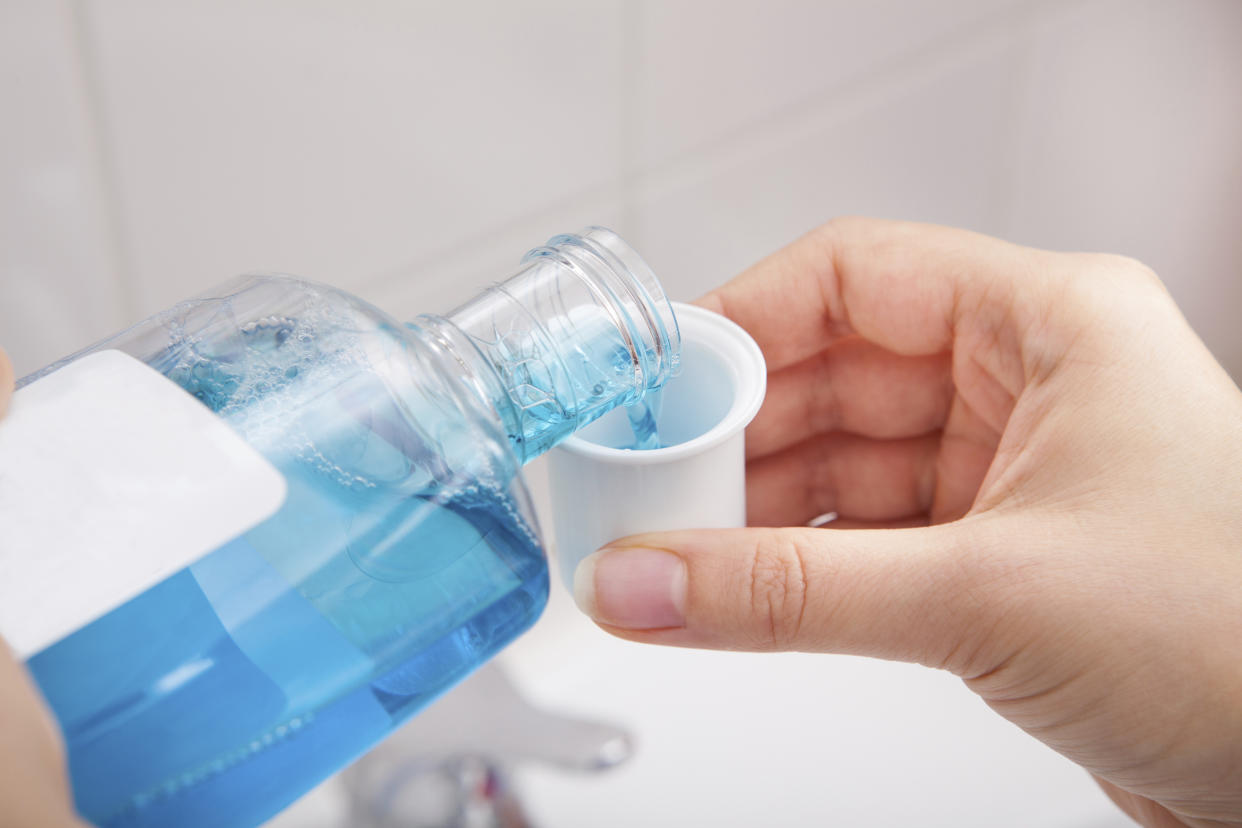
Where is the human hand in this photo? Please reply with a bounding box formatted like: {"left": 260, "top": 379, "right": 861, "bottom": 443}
{"left": 0, "top": 347, "right": 86, "bottom": 828}
{"left": 571, "top": 218, "right": 1242, "bottom": 827}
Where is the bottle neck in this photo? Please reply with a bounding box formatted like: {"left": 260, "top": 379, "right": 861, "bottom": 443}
{"left": 412, "top": 228, "right": 679, "bottom": 464}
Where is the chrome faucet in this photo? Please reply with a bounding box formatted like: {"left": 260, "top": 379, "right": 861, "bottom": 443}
{"left": 339, "top": 662, "right": 632, "bottom": 827}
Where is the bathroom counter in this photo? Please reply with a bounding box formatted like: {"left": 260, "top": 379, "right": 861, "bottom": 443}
{"left": 501, "top": 562, "right": 1131, "bottom": 828}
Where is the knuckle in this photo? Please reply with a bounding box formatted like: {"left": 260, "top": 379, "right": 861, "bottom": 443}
{"left": 814, "top": 215, "right": 864, "bottom": 252}
{"left": 1067, "top": 252, "right": 1167, "bottom": 294}
{"left": 1101, "top": 253, "right": 1164, "bottom": 288}
{"left": 922, "top": 538, "right": 1022, "bottom": 676}
{"left": 1105, "top": 253, "right": 1157, "bottom": 278}
{"left": 746, "top": 532, "right": 812, "bottom": 650}
{"left": 1051, "top": 253, "right": 1176, "bottom": 344}
{"left": 818, "top": 215, "right": 855, "bottom": 235}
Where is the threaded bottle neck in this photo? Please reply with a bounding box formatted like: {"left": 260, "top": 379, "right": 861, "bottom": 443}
{"left": 413, "top": 228, "right": 680, "bottom": 464}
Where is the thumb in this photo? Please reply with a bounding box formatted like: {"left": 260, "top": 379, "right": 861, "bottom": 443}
{"left": 573, "top": 523, "right": 1005, "bottom": 671}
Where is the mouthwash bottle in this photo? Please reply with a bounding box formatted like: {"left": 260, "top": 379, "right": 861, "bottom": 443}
{"left": 2, "top": 228, "right": 679, "bottom": 828}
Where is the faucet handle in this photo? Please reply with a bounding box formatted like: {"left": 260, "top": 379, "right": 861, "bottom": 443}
{"left": 341, "top": 662, "right": 632, "bottom": 827}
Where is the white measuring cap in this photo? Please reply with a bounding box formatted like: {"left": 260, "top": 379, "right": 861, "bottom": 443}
{"left": 546, "top": 302, "right": 767, "bottom": 593}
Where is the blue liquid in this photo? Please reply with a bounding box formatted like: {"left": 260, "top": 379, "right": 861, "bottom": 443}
{"left": 26, "top": 325, "right": 549, "bottom": 828}
{"left": 450, "top": 305, "right": 672, "bottom": 460}
{"left": 625, "top": 389, "right": 663, "bottom": 450}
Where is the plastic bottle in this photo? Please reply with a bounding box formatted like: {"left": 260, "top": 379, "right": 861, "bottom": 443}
{"left": 6, "top": 228, "right": 679, "bottom": 828}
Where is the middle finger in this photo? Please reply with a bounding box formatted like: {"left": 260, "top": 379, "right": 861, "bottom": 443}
{"left": 747, "top": 429, "right": 940, "bottom": 526}
{"left": 746, "top": 338, "right": 951, "bottom": 460}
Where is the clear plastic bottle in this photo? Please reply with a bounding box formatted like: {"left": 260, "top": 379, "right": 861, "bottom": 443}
{"left": 16, "top": 228, "right": 679, "bottom": 828}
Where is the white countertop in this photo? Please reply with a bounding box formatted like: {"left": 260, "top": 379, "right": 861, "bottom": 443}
{"left": 496, "top": 561, "right": 1132, "bottom": 828}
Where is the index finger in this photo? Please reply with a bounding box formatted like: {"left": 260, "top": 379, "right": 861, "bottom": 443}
{"left": 695, "top": 217, "right": 1048, "bottom": 372}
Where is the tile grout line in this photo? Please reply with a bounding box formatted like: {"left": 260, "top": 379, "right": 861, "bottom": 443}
{"left": 356, "top": 0, "right": 1080, "bottom": 301}
{"left": 998, "top": 0, "right": 1098, "bottom": 245}
{"left": 627, "top": 0, "right": 1083, "bottom": 204}
{"left": 64, "top": 0, "right": 141, "bottom": 322}
{"left": 990, "top": 0, "right": 1095, "bottom": 241}
{"left": 617, "top": 0, "right": 642, "bottom": 243}
{"left": 359, "top": 3, "right": 643, "bottom": 301}
{"left": 990, "top": 6, "right": 1042, "bottom": 243}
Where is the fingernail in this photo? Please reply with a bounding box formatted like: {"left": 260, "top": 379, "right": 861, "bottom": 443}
{"left": 573, "top": 547, "right": 687, "bottom": 629}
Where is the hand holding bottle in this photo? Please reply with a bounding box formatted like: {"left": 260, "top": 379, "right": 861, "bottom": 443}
{"left": 0, "top": 347, "right": 85, "bottom": 828}
{"left": 573, "top": 218, "right": 1242, "bottom": 828}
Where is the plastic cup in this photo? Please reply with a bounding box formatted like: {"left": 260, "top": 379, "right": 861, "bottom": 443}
{"left": 546, "top": 303, "right": 767, "bottom": 593}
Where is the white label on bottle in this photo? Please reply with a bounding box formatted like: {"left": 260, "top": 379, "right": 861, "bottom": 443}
{"left": 0, "top": 350, "right": 287, "bottom": 659}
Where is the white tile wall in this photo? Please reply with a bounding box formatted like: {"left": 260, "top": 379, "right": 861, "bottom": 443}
{"left": 1007, "top": 0, "right": 1242, "bottom": 374}
{"left": 4, "top": 0, "right": 1240, "bottom": 377}
{"left": 629, "top": 27, "right": 1022, "bottom": 302}
{"left": 3, "top": 1, "right": 1240, "bottom": 825}
{"left": 0, "top": 1, "right": 128, "bottom": 377}
{"left": 78, "top": 0, "right": 628, "bottom": 315}
{"left": 630, "top": 0, "right": 1038, "bottom": 169}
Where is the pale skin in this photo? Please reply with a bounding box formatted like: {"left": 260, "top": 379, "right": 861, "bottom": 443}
{"left": 573, "top": 218, "right": 1242, "bottom": 827}
{"left": 3, "top": 220, "right": 1241, "bottom": 826}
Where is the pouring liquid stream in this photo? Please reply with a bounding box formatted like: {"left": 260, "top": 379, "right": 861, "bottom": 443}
{"left": 624, "top": 389, "right": 663, "bottom": 450}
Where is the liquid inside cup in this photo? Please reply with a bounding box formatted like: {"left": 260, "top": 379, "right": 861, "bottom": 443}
{"left": 573, "top": 337, "right": 735, "bottom": 450}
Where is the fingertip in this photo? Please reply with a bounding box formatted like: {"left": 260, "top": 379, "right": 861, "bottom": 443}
{"left": 572, "top": 545, "right": 687, "bottom": 630}
{"left": 571, "top": 550, "right": 600, "bottom": 619}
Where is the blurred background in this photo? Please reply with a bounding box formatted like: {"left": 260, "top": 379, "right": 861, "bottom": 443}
{"left": 3, "top": 1, "right": 1240, "bottom": 826}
